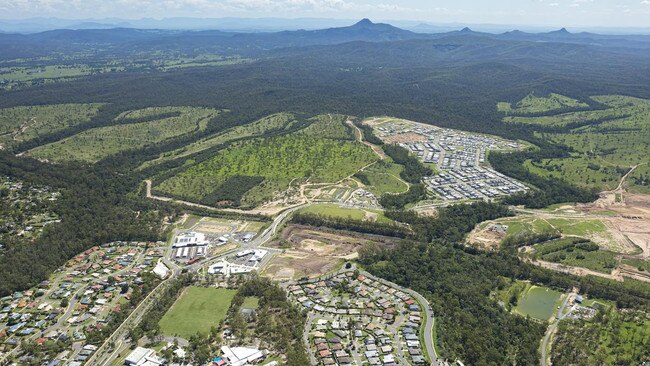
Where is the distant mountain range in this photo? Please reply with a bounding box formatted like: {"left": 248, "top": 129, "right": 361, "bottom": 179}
{"left": 2, "top": 17, "right": 650, "bottom": 35}
{"left": 0, "top": 18, "right": 649, "bottom": 63}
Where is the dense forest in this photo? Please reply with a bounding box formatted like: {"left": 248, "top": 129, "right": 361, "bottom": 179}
{"left": 381, "top": 144, "right": 433, "bottom": 183}
{"left": 379, "top": 183, "right": 427, "bottom": 209}
{"left": 0, "top": 152, "right": 170, "bottom": 296}
{"left": 291, "top": 212, "right": 409, "bottom": 238}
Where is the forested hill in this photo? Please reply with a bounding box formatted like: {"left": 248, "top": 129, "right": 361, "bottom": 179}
{"left": 1, "top": 31, "right": 648, "bottom": 139}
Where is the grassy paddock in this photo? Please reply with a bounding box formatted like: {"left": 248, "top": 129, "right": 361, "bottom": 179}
{"left": 159, "top": 286, "right": 236, "bottom": 339}
{"left": 297, "top": 203, "right": 391, "bottom": 224}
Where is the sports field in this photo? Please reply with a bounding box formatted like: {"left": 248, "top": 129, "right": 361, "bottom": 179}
{"left": 159, "top": 287, "right": 236, "bottom": 339}
{"left": 514, "top": 285, "right": 563, "bottom": 321}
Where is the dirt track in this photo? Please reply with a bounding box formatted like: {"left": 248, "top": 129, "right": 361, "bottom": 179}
{"left": 262, "top": 224, "right": 400, "bottom": 280}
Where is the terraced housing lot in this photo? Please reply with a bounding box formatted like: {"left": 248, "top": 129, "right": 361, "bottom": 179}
{"left": 368, "top": 118, "right": 528, "bottom": 201}
{"left": 288, "top": 269, "right": 434, "bottom": 366}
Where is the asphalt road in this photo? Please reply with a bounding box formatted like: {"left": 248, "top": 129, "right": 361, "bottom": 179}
{"left": 93, "top": 202, "right": 304, "bottom": 366}
{"left": 0, "top": 249, "right": 146, "bottom": 365}
{"left": 541, "top": 291, "right": 573, "bottom": 366}
{"left": 295, "top": 265, "right": 440, "bottom": 366}
{"left": 359, "top": 269, "right": 439, "bottom": 365}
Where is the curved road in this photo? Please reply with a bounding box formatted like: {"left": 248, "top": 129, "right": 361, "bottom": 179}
{"left": 540, "top": 291, "right": 573, "bottom": 366}
{"left": 360, "top": 270, "right": 439, "bottom": 364}
{"left": 93, "top": 200, "right": 305, "bottom": 366}
{"left": 297, "top": 265, "right": 440, "bottom": 366}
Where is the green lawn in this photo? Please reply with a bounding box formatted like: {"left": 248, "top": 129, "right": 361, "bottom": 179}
{"left": 514, "top": 285, "right": 563, "bottom": 321}
{"left": 297, "top": 204, "right": 391, "bottom": 223}
{"left": 242, "top": 296, "right": 259, "bottom": 309}
{"left": 159, "top": 287, "right": 236, "bottom": 339}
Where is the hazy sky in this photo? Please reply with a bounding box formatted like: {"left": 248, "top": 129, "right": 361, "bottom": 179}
{"left": 1, "top": 0, "right": 649, "bottom": 28}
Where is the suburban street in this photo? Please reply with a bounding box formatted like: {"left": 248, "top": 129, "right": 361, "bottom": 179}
{"left": 91, "top": 200, "right": 305, "bottom": 366}
{"left": 360, "top": 269, "right": 440, "bottom": 365}
{"left": 290, "top": 264, "right": 441, "bottom": 366}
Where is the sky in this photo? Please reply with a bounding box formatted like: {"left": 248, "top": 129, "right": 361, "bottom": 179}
{"left": 1, "top": 0, "right": 649, "bottom": 28}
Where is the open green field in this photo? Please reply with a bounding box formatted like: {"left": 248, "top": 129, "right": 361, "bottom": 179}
{"left": 0, "top": 103, "right": 103, "bottom": 148}
{"left": 524, "top": 158, "right": 621, "bottom": 190}
{"left": 28, "top": 106, "right": 219, "bottom": 162}
{"left": 499, "top": 215, "right": 622, "bottom": 252}
{"left": 159, "top": 54, "right": 252, "bottom": 70}
{"left": 0, "top": 65, "right": 94, "bottom": 82}
{"left": 544, "top": 218, "right": 609, "bottom": 237}
{"left": 159, "top": 287, "right": 236, "bottom": 339}
{"left": 504, "top": 106, "right": 627, "bottom": 127}
{"left": 297, "top": 203, "right": 391, "bottom": 223}
{"left": 514, "top": 285, "right": 563, "bottom": 321}
{"left": 503, "top": 95, "right": 650, "bottom": 191}
{"left": 622, "top": 258, "right": 650, "bottom": 272}
{"left": 242, "top": 297, "right": 259, "bottom": 309}
{"left": 155, "top": 118, "right": 377, "bottom": 207}
{"left": 500, "top": 216, "right": 557, "bottom": 238}
{"left": 499, "top": 93, "right": 588, "bottom": 115}
{"left": 138, "top": 112, "right": 302, "bottom": 170}
{"left": 359, "top": 160, "right": 409, "bottom": 195}
{"left": 297, "top": 114, "right": 353, "bottom": 140}
{"left": 181, "top": 214, "right": 202, "bottom": 229}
